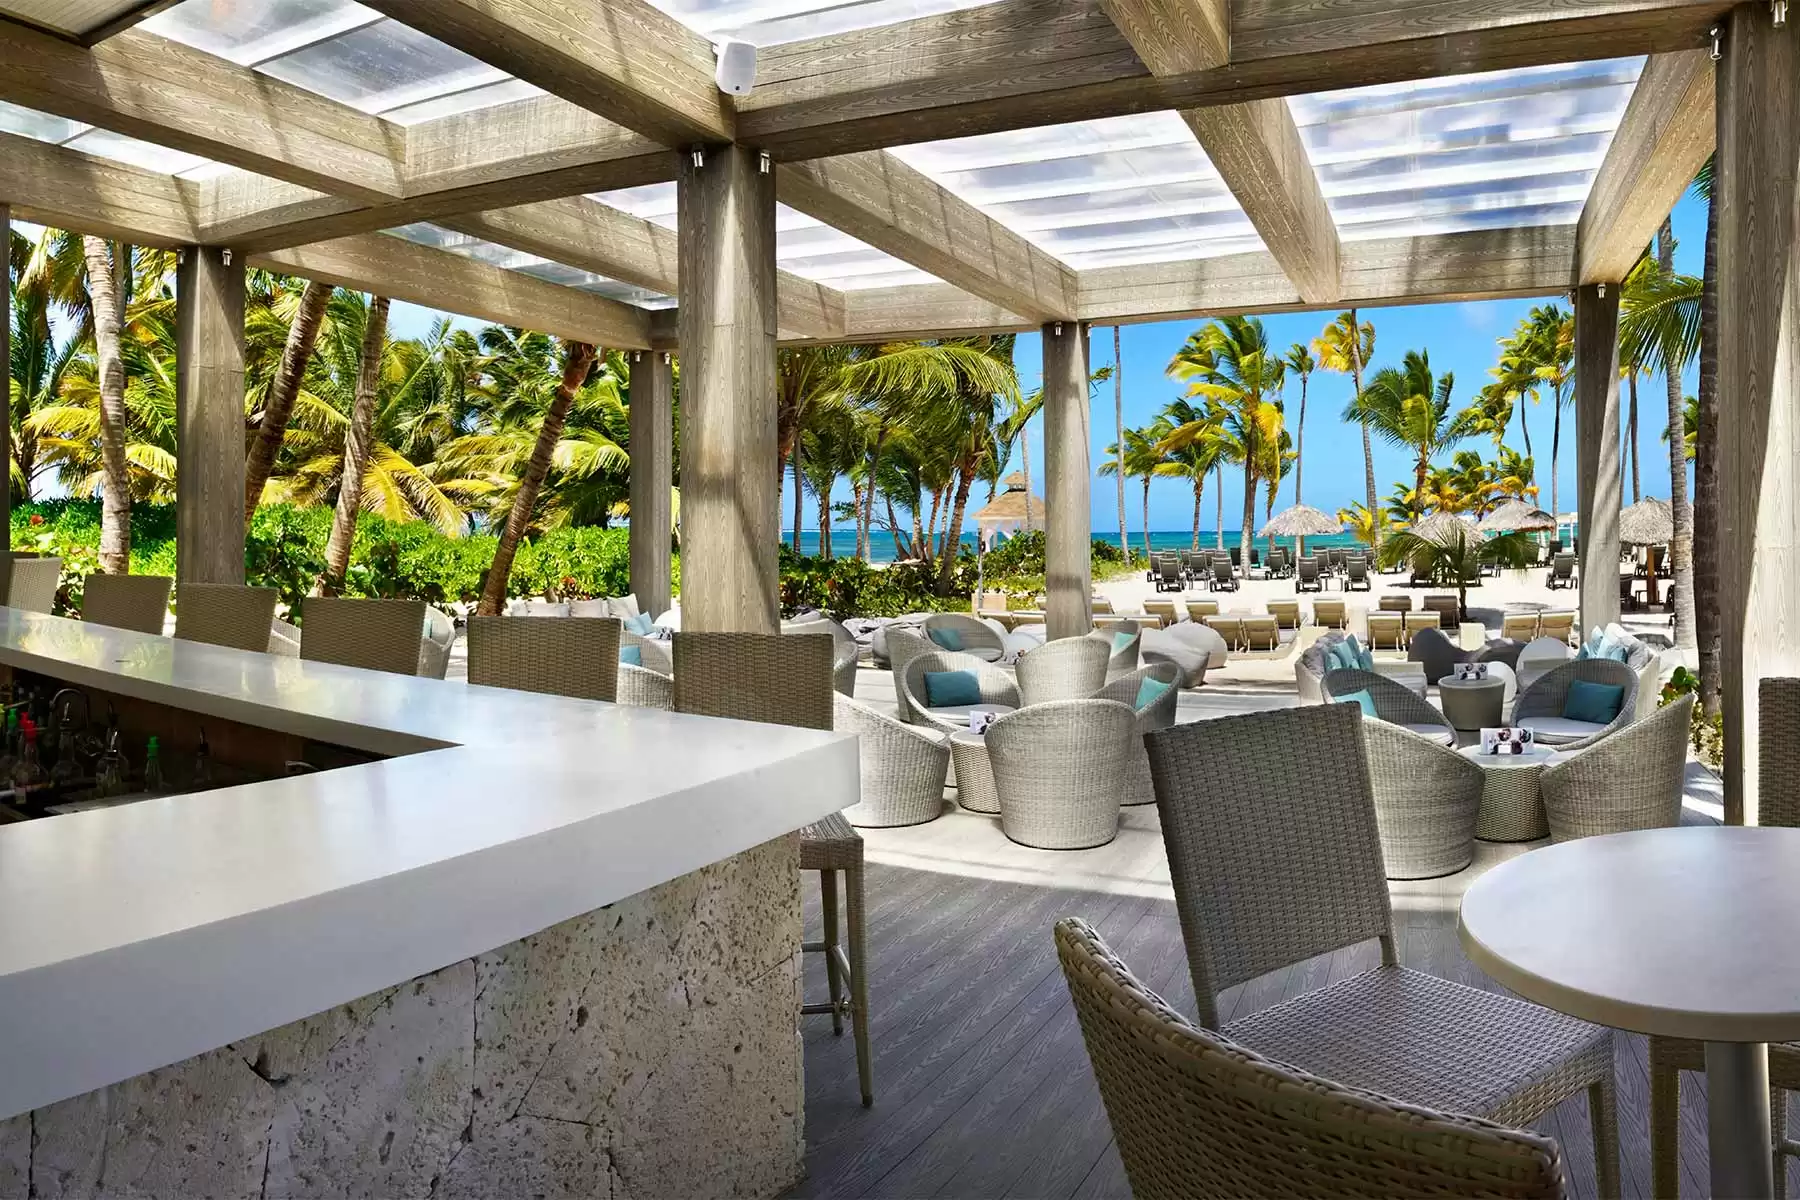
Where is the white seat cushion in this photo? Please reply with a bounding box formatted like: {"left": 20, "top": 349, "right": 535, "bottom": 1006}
{"left": 1398, "top": 722, "right": 1457, "bottom": 746}
{"left": 1515, "top": 716, "right": 1607, "bottom": 744}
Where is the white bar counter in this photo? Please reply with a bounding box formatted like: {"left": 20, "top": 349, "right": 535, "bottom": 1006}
{"left": 0, "top": 608, "right": 856, "bottom": 1125}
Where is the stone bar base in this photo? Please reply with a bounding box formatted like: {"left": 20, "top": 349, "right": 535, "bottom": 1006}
{"left": 0, "top": 835, "right": 802, "bottom": 1199}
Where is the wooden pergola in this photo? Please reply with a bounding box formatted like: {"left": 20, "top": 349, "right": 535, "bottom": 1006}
{"left": 0, "top": 0, "right": 1792, "bottom": 821}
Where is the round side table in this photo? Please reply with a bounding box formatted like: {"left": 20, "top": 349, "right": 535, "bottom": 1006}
{"left": 949, "top": 733, "right": 999, "bottom": 814}
{"left": 1438, "top": 675, "right": 1506, "bottom": 731}
{"left": 1458, "top": 744, "right": 1558, "bottom": 841}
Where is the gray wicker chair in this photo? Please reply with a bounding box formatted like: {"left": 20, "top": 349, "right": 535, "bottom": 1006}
{"left": 783, "top": 617, "right": 860, "bottom": 696}
{"left": 1651, "top": 679, "right": 1800, "bottom": 1197}
{"left": 466, "top": 616, "right": 620, "bottom": 701}
{"left": 834, "top": 694, "right": 948, "bottom": 828}
{"left": 299, "top": 597, "right": 429, "bottom": 676}
{"left": 886, "top": 628, "right": 935, "bottom": 724}
{"left": 1089, "top": 627, "right": 1141, "bottom": 679}
{"left": 900, "top": 650, "right": 1021, "bottom": 733}
{"left": 1358, "top": 720, "right": 1486, "bottom": 879}
{"left": 174, "top": 584, "right": 279, "bottom": 652}
{"left": 672, "top": 632, "right": 872, "bottom": 1107}
{"left": 1055, "top": 917, "right": 1570, "bottom": 1200}
{"left": 923, "top": 612, "right": 1007, "bottom": 663}
{"left": 1512, "top": 659, "right": 1637, "bottom": 750}
{"left": 5, "top": 556, "right": 61, "bottom": 614}
{"left": 1321, "top": 666, "right": 1455, "bottom": 745}
{"left": 81, "top": 573, "right": 172, "bottom": 635}
{"left": 985, "top": 698, "right": 1135, "bottom": 850}
{"left": 1143, "top": 704, "right": 1618, "bottom": 1198}
{"left": 1092, "top": 662, "right": 1181, "bottom": 807}
{"left": 418, "top": 606, "right": 457, "bottom": 679}
{"left": 1015, "top": 636, "right": 1109, "bottom": 706}
{"left": 616, "top": 662, "right": 673, "bottom": 708}
{"left": 1539, "top": 694, "right": 1691, "bottom": 844}
{"left": 621, "top": 628, "right": 673, "bottom": 676}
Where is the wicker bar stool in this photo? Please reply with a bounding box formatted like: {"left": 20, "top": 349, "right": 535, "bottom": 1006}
{"left": 466, "top": 616, "right": 620, "bottom": 701}
{"left": 300, "top": 597, "right": 429, "bottom": 676}
{"left": 174, "top": 584, "right": 279, "bottom": 652}
{"left": 5, "top": 556, "right": 61, "bottom": 614}
{"left": 672, "top": 632, "right": 872, "bottom": 1107}
{"left": 81, "top": 573, "right": 173, "bottom": 634}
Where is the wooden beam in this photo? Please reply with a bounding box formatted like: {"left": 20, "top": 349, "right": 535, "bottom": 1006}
{"left": 627, "top": 349, "right": 674, "bottom": 618}
{"left": 776, "top": 152, "right": 1077, "bottom": 322}
{"left": 1573, "top": 282, "right": 1623, "bottom": 632}
{"left": 738, "top": 0, "right": 1727, "bottom": 158}
{"left": 1576, "top": 50, "right": 1715, "bottom": 284}
{"left": 0, "top": 130, "right": 198, "bottom": 246}
{"left": 1097, "top": 0, "right": 1229, "bottom": 71}
{"left": 249, "top": 234, "right": 653, "bottom": 349}
{"left": 358, "top": 0, "right": 731, "bottom": 145}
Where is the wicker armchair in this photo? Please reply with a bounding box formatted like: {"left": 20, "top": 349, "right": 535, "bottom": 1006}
{"left": 418, "top": 606, "right": 457, "bottom": 679}
{"left": 923, "top": 612, "right": 1006, "bottom": 662}
{"left": 885, "top": 628, "right": 935, "bottom": 723}
{"left": 1055, "top": 918, "right": 1570, "bottom": 1200}
{"left": 466, "top": 616, "right": 620, "bottom": 701}
{"left": 900, "top": 650, "right": 1021, "bottom": 733}
{"left": 616, "top": 662, "right": 673, "bottom": 708}
{"left": 5, "top": 556, "right": 61, "bottom": 614}
{"left": 622, "top": 628, "right": 673, "bottom": 675}
{"left": 834, "top": 695, "right": 948, "bottom": 828}
{"left": 300, "top": 597, "right": 430, "bottom": 676}
{"left": 1321, "top": 666, "right": 1455, "bottom": 745}
{"left": 1016, "top": 636, "right": 1109, "bottom": 706}
{"left": 985, "top": 699, "right": 1135, "bottom": 849}
{"left": 1088, "top": 627, "right": 1141, "bottom": 679}
{"left": 81, "top": 573, "right": 172, "bottom": 635}
{"left": 1512, "top": 659, "right": 1637, "bottom": 750}
{"left": 1358, "top": 720, "right": 1486, "bottom": 878}
{"left": 174, "top": 584, "right": 279, "bottom": 652}
{"left": 1539, "top": 694, "right": 1691, "bottom": 843}
{"left": 1142, "top": 704, "right": 1618, "bottom": 1195}
{"left": 1092, "top": 662, "right": 1181, "bottom": 807}
{"left": 782, "top": 617, "right": 861, "bottom": 695}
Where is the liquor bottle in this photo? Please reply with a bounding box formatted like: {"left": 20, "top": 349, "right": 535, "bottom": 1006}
{"left": 0, "top": 709, "right": 17, "bottom": 781}
{"left": 191, "top": 728, "right": 213, "bottom": 790}
{"left": 13, "top": 719, "right": 44, "bottom": 804}
{"left": 142, "top": 736, "right": 165, "bottom": 794}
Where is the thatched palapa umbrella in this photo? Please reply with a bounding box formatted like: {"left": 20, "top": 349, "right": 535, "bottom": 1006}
{"left": 1618, "top": 497, "right": 1687, "bottom": 607}
{"left": 1477, "top": 500, "right": 1558, "bottom": 534}
{"left": 1257, "top": 504, "right": 1343, "bottom": 557}
{"left": 1411, "top": 511, "right": 1479, "bottom": 543}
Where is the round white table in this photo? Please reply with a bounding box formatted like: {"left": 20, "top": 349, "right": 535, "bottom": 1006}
{"left": 1460, "top": 827, "right": 1800, "bottom": 1199}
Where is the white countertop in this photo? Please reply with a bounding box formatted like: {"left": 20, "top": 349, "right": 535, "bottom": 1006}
{"left": 1460, "top": 827, "right": 1800, "bottom": 1042}
{"left": 0, "top": 608, "right": 858, "bottom": 1119}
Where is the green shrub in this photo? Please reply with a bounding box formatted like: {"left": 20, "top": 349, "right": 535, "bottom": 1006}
{"left": 1660, "top": 666, "right": 1724, "bottom": 768}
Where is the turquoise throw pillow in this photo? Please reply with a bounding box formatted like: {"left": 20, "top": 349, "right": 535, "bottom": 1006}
{"left": 1112, "top": 630, "right": 1136, "bottom": 651}
{"left": 924, "top": 669, "right": 981, "bottom": 708}
{"left": 1343, "top": 634, "right": 1363, "bottom": 660}
{"left": 625, "top": 611, "right": 655, "bottom": 635}
{"left": 1135, "top": 676, "right": 1171, "bottom": 708}
{"left": 1596, "top": 630, "right": 1633, "bottom": 662}
{"left": 1336, "top": 689, "right": 1377, "bottom": 717}
{"left": 619, "top": 645, "right": 642, "bottom": 666}
{"left": 1575, "top": 644, "right": 1592, "bottom": 661}
{"left": 1357, "top": 649, "right": 1375, "bottom": 671}
{"left": 1563, "top": 679, "right": 1625, "bottom": 724}
{"left": 928, "top": 626, "right": 964, "bottom": 651}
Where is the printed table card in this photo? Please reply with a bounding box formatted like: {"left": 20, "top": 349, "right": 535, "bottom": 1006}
{"left": 1481, "top": 727, "right": 1535, "bottom": 756}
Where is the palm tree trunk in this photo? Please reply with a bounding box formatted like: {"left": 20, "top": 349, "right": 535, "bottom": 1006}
{"left": 819, "top": 476, "right": 834, "bottom": 561}
{"left": 318, "top": 296, "right": 390, "bottom": 597}
{"left": 1020, "top": 423, "right": 1035, "bottom": 533}
{"left": 887, "top": 496, "right": 910, "bottom": 561}
{"left": 1517, "top": 386, "right": 1534, "bottom": 456}
{"left": 1214, "top": 464, "right": 1224, "bottom": 550}
{"left": 1113, "top": 325, "right": 1128, "bottom": 557}
{"left": 244, "top": 279, "right": 331, "bottom": 524}
{"left": 1349, "top": 308, "right": 1377, "bottom": 551}
{"left": 476, "top": 340, "right": 596, "bottom": 616}
{"left": 922, "top": 488, "right": 943, "bottom": 568}
{"left": 1627, "top": 368, "right": 1640, "bottom": 503}
{"left": 1549, "top": 397, "right": 1561, "bottom": 531}
{"left": 1239, "top": 464, "right": 1255, "bottom": 577}
{"left": 1295, "top": 375, "right": 1308, "bottom": 507}
{"left": 81, "top": 237, "right": 131, "bottom": 575}
{"left": 936, "top": 466, "right": 975, "bottom": 595}
{"left": 790, "top": 440, "right": 803, "bottom": 553}
{"left": 1191, "top": 477, "right": 1204, "bottom": 550}
{"left": 1660, "top": 217, "right": 1696, "bottom": 652}
{"left": 1695, "top": 179, "right": 1722, "bottom": 709}
{"left": 1142, "top": 476, "right": 1152, "bottom": 562}
{"left": 861, "top": 422, "right": 886, "bottom": 559}
{"left": 909, "top": 492, "right": 926, "bottom": 561}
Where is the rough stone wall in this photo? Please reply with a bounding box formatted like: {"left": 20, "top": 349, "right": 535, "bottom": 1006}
{"left": 0, "top": 834, "right": 803, "bottom": 1200}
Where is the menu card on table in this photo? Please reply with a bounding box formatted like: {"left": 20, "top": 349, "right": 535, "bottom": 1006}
{"left": 1480, "top": 727, "right": 1535, "bottom": 755}
{"left": 1454, "top": 662, "right": 1490, "bottom": 681}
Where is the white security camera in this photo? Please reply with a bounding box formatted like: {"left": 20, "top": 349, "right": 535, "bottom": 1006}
{"left": 714, "top": 39, "right": 756, "bottom": 95}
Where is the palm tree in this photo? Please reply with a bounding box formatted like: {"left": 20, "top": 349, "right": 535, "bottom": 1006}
{"left": 1157, "top": 398, "right": 1224, "bottom": 549}
{"left": 1378, "top": 526, "right": 1533, "bottom": 621}
{"left": 1492, "top": 323, "right": 1542, "bottom": 457}
{"left": 1492, "top": 447, "right": 1538, "bottom": 501}
{"left": 1099, "top": 424, "right": 1165, "bottom": 560}
{"left": 1461, "top": 381, "right": 1516, "bottom": 447}
{"left": 1337, "top": 501, "right": 1397, "bottom": 549}
{"left": 1344, "top": 348, "right": 1471, "bottom": 509}
{"left": 8, "top": 228, "right": 77, "bottom": 501}
{"left": 1315, "top": 312, "right": 1376, "bottom": 545}
{"left": 1282, "top": 343, "right": 1315, "bottom": 507}
{"left": 1523, "top": 305, "right": 1574, "bottom": 524}
{"left": 244, "top": 278, "right": 333, "bottom": 523}
{"left": 317, "top": 296, "right": 390, "bottom": 595}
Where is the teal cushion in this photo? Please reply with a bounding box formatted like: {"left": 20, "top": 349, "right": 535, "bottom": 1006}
{"left": 619, "top": 645, "right": 642, "bottom": 666}
{"left": 928, "top": 626, "right": 964, "bottom": 651}
{"left": 1336, "top": 689, "right": 1377, "bottom": 717}
{"left": 1596, "top": 630, "right": 1634, "bottom": 662}
{"left": 924, "top": 669, "right": 981, "bottom": 708}
{"left": 1357, "top": 649, "right": 1375, "bottom": 671}
{"left": 625, "top": 611, "right": 655, "bottom": 635}
{"left": 1135, "top": 676, "right": 1172, "bottom": 708}
{"left": 1112, "top": 631, "right": 1136, "bottom": 651}
{"left": 1575, "top": 643, "right": 1592, "bottom": 661}
{"left": 1562, "top": 679, "right": 1625, "bottom": 724}
{"left": 1343, "top": 634, "right": 1363, "bottom": 660}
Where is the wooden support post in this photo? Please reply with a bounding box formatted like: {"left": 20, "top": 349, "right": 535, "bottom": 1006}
{"left": 176, "top": 246, "right": 247, "bottom": 585}
{"left": 629, "top": 349, "right": 675, "bottom": 619}
{"left": 0, "top": 205, "right": 10, "bottom": 558}
{"left": 1574, "top": 282, "right": 1622, "bottom": 636}
{"left": 1044, "top": 321, "right": 1093, "bottom": 642}
{"left": 677, "top": 145, "right": 779, "bottom": 633}
{"left": 1718, "top": 3, "right": 1799, "bottom": 827}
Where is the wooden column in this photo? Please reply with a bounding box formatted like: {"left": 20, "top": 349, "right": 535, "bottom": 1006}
{"left": 1043, "top": 321, "right": 1093, "bottom": 642}
{"left": 1574, "top": 282, "right": 1622, "bottom": 635}
{"left": 175, "top": 247, "right": 247, "bottom": 584}
{"left": 0, "top": 206, "right": 10, "bottom": 555}
{"left": 678, "top": 144, "right": 779, "bottom": 634}
{"left": 1718, "top": 3, "right": 1799, "bottom": 827}
{"left": 628, "top": 349, "right": 674, "bottom": 618}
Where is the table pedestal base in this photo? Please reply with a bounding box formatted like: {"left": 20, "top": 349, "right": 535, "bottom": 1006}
{"left": 1706, "top": 1040, "right": 1773, "bottom": 1199}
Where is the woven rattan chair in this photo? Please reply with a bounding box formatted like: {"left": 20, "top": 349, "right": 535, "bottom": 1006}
{"left": 900, "top": 650, "right": 1021, "bottom": 733}
{"left": 81, "top": 573, "right": 172, "bottom": 635}
{"left": 418, "top": 606, "right": 457, "bottom": 678}
{"left": 466, "top": 616, "right": 619, "bottom": 701}
{"left": 1540, "top": 694, "right": 1691, "bottom": 843}
{"left": 782, "top": 618, "right": 861, "bottom": 695}
{"left": 885, "top": 628, "right": 935, "bottom": 723}
{"left": 1651, "top": 679, "right": 1800, "bottom": 1198}
{"left": 1092, "top": 662, "right": 1180, "bottom": 807}
{"left": 299, "top": 597, "right": 429, "bottom": 676}
{"left": 5, "top": 556, "right": 61, "bottom": 614}
{"left": 1055, "top": 917, "right": 1570, "bottom": 1200}
{"left": 616, "top": 662, "right": 673, "bottom": 708}
{"left": 923, "top": 612, "right": 1006, "bottom": 662}
{"left": 621, "top": 628, "right": 673, "bottom": 675}
{"left": 1090, "top": 627, "right": 1141, "bottom": 678}
{"left": 1322, "top": 666, "right": 1455, "bottom": 745}
{"left": 1016, "top": 636, "right": 1109, "bottom": 706}
{"left": 835, "top": 694, "right": 948, "bottom": 828}
{"left": 985, "top": 698, "right": 1134, "bottom": 849}
{"left": 1512, "top": 659, "right": 1637, "bottom": 751}
{"left": 174, "top": 584, "right": 279, "bottom": 652}
{"left": 1144, "top": 704, "right": 1618, "bottom": 1196}
{"left": 672, "top": 632, "right": 872, "bottom": 1106}
{"left": 1311, "top": 598, "right": 1346, "bottom": 628}
{"left": 1359, "top": 720, "right": 1486, "bottom": 878}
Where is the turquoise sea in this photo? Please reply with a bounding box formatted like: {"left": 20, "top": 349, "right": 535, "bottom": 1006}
{"left": 780, "top": 529, "right": 1375, "bottom": 564}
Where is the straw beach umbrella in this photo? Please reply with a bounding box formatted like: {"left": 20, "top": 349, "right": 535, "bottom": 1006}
{"left": 1477, "top": 500, "right": 1558, "bottom": 534}
{"left": 1257, "top": 504, "right": 1343, "bottom": 557}
{"left": 1411, "top": 511, "right": 1479, "bottom": 543}
{"left": 1619, "top": 497, "right": 1686, "bottom": 606}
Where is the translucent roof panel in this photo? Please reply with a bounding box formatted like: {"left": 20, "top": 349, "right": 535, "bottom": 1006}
{"left": 642, "top": 0, "right": 996, "bottom": 46}
{"left": 143, "top": 1, "right": 536, "bottom": 121}
{"left": 589, "top": 183, "right": 937, "bottom": 291}
{"left": 386, "top": 225, "right": 677, "bottom": 310}
{"left": 0, "top": 100, "right": 224, "bottom": 179}
{"left": 889, "top": 112, "right": 1265, "bottom": 269}
{"left": 1291, "top": 58, "right": 1645, "bottom": 242}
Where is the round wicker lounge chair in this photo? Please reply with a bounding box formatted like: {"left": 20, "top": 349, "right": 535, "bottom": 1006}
{"left": 1016, "top": 636, "right": 1109, "bottom": 706}
{"left": 782, "top": 617, "right": 861, "bottom": 696}
{"left": 1088, "top": 627, "right": 1142, "bottom": 680}
{"left": 899, "top": 650, "right": 1022, "bottom": 733}
{"left": 922, "top": 612, "right": 1007, "bottom": 662}
{"left": 1358, "top": 720, "right": 1486, "bottom": 878}
{"left": 1539, "top": 694, "right": 1692, "bottom": 842}
{"left": 834, "top": 695, "right": 949, "bottom": 828}
{"left": 1091, "top": 662, "right": 1181, "bottom": 807}
{"left": 986, "top": 699, "right": 1135, "bottom": 849}
{"left": 622, "top": 628, "right": 673, "bottom": 676}
{"left": 1321, "top": 666, "right": 1456, "bottom": 745}
{"left": 885, "top": 628, "right": 935, "bottom": 723}
{"left": 1512, "top": 659, "right": 1638, "bottom": 751}
{"left": 616, "top": 662, "right": 673, "bottom": 708}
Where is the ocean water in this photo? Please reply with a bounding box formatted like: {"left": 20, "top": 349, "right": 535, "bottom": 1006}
{"left": 780, "top": 529, "right": 1375, "bottom": 564}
